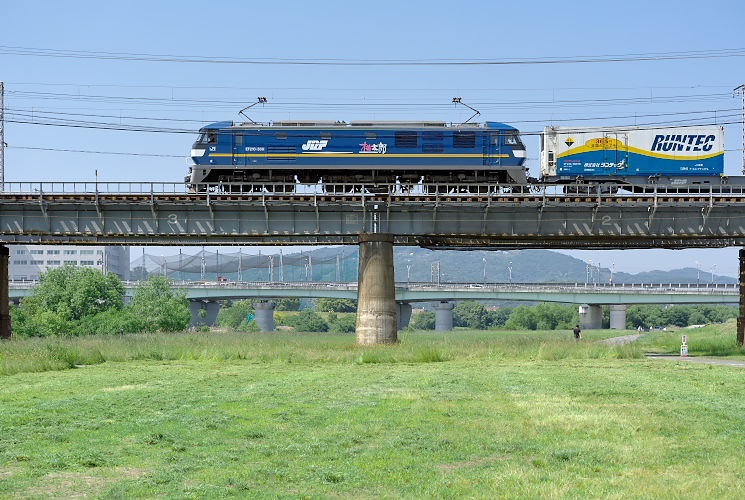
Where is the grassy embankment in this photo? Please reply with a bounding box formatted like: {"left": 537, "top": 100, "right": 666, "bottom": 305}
{"left": 1, "top": 324, "right": 745, "bottom": 498}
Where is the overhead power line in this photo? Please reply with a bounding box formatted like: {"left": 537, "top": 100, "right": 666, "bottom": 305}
{"left": 6, "top": 106, "right": 739, "bottom": 128}
{"left": 6, "top": 89, "right": 733, "bottom": 107}
{"left": 7, "top": 116, "right": 741, "bottom": 136}
{"left": 1, "top": 45, "right": 745, "bottom": 66}
{"left": 9, "top": 145, "right": 185, "bottom": 158}
{"left": 5, "top": 81, "right": 736, "bottom": 92}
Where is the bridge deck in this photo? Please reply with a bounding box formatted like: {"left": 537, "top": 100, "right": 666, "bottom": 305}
{"left": 1, "top": 182, "right": 745, "bottom": 248}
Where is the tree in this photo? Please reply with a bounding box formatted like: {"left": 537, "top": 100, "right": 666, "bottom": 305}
{"left": 533, "top": 303, "right": 577, "bottom": 330}
{"left": 316, "top": 298, "right": 357, "bottom": 313}
{"left": 505, "top": 306, "right": 538, "bottom": 330}
{"left": 23, "top": 266, "right": 124, "bottom": 322}
{"left": 128, "top": 276, "right": 190, "bottom": 332}
{"left": 286, "top": 310, "right": 329, "bottom": 332}
{"left": 453, "top": 301, "right": 488, "bottom": 329}
{"left": 12, "top": 266, "right": 126, "bottom": 337}
{"left": 275, "top": 298, "right": 301, "bottom": 311}
{"left": 486, "top": 308, "right": 512, "bottom": 327}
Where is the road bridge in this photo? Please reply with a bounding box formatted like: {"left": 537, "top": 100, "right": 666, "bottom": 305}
{"left": 8, "top": 280, "right": 737, "bottom": 303}
{"left": 8, "top": 280, "right": 739, "bottom": 331}
{"left": 1, "top": 181, "right": 745, "bottom": 342}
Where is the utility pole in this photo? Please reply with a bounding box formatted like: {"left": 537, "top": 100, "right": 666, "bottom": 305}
{"left": 0, "top": 81, "right": 5, "bottom": 191}
{"left": 736, "top": 84, "right": 745, "bottom": 174}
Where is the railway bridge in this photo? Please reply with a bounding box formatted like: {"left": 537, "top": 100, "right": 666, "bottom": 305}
{"left": 1, "top": 181, "right": 745, "bottom": 343}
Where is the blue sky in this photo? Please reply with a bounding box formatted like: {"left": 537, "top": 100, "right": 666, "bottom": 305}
{"left": 2, "top": 0, "right": 744, "bottom": 275}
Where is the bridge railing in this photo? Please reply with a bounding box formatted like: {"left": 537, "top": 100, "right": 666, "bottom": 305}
{"left": 4, "top": 182, "right": 745, "bottom": 198}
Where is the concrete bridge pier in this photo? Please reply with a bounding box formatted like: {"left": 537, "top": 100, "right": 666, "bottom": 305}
{"left": 579, "top": 304, "right": 602, "bottom": 330}
{"left": 190, "top": 300, "right": 220, "bottom": 327}
{"left": 609, "top": 305, "right": 628, "bottom": 329}
{"left": 254, "top": 300, "right": 276, "bottom": 332}
{"left": 356, "top": 233, "right": 397, "bottom": 344}
{"left": 0, "top": 246, "right": 10, "bottom": 339}
{"left": 435, "top": 301, "right": 454, "bottom": 331}
{"left": 397, "top": 302, "right": 412, "bottom": 330}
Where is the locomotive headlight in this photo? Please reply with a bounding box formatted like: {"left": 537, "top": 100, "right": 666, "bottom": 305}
{"left": 191, "top": 147, "right": 207, "bottom": 157}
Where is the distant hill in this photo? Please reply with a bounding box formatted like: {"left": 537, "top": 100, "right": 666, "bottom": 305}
{"left": 135, "top": 246, "right": 736, "bottom": 284}
{"left": 390, "top": 248, "right": 736, "bottom": 285}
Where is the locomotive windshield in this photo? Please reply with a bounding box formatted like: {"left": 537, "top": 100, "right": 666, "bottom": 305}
{"left": 196, "top": 131, "right": 217, "bottom": 144}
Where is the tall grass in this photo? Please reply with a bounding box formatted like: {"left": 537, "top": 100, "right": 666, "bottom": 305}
{"left": 640, "top": 319, "right": 745, "bottom": 356}
{"left": 1, "top": 329, "right": 645, "bottom": 376}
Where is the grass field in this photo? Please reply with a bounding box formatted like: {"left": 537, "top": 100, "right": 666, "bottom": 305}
{"left": 2, "top": 325, "right": 745, "bottom": 498}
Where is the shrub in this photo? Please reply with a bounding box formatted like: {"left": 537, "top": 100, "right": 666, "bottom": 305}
{"left": 410, "top": 311, "right": 435, "bottom": 330}
{"left": 316, "top": 298, "right": 357, "bottom": 313}
{"left": 286, "top": 310, "right": 329, "bottom": 332}
{"left": 128, "top": 276, "right": 190, "bottom": 332}
{"left": 216, "top": 300, "right": 256, "bottom": 329}
{"left": 329, "top": 314, "right": 356, "bottom": 333}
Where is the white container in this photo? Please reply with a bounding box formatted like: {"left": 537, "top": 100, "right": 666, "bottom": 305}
{"left": 540, "top": 125, "right": 724, "bottom": 179}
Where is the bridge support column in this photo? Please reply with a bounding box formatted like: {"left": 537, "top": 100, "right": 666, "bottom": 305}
{"left": 254, "top": 301, "right": 276, "bottom": 332}
{"left": 609, "top": 305, "right": 627, "bottom": 330}
{"left": 579, "top": 304, "right": 602, "bottom": 330}
{"left": 356, "top": 233, "right": 397, "bottom": 344}
{"left": 436, "top": 301, "right": 454, "bottom": 331}
{"left": 189, "top": 300, "right": 220, "bottom": 327}
{"left": 397, "top": 302, "right": 412, "bottom": 330}
{"left": 0, "top": 246, "right": 10, "bottom": 339}
{"left": 739, "top": 249, "right": 745, "bottom": 346}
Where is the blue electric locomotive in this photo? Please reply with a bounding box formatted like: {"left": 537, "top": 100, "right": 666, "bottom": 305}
{"left": 188, "top": 120, "right": 528, "bottom": 192}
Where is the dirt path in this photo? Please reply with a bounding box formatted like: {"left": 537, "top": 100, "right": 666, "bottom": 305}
{"left": 598, "top": 333, "right": 643, "bottom": 346}
{"left": 645, "top": 354, "right": 745, "bottom": 368}
{"left": 598, "top": 333, "right": 745, "bottom": 367}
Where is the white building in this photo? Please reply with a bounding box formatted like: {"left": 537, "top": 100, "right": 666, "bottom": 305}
{"left": 9, "top": 245, "right": 130, "bottom": 281}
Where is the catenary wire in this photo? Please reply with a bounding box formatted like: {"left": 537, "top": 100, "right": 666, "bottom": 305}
{"left": 1, "top": 45, "right": 745, "bottom": 65}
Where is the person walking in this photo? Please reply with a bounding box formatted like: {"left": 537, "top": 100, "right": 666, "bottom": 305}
{"left": 573, "top": 324, "right": 582, "bottom": 340}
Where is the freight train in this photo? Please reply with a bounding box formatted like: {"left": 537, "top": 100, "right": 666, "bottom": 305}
{"left": 187, "top": 120, "right": 726, "bottom": 192}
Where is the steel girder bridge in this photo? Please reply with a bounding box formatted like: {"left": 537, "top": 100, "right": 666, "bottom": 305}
{"left": 1, "top": 181, "right": 745, "bottom": 342}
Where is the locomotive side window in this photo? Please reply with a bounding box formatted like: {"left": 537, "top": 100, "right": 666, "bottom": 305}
{"left": 453, "top": 131, "right": 476, "bottom": 148}
{"left": 395, "top": 131, "right": 418, "bottom": 148}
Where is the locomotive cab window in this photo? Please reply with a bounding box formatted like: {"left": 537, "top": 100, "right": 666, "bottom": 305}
{"left": 503, "top": 132, "right": 525, "bottom": 149}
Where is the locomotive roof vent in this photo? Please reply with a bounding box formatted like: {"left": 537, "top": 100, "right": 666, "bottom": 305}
{"left": 272, "top": 121, "right": 345, "bottom": 127}
{"left": 350, "top": 121, "right": 449, "bottom": 128}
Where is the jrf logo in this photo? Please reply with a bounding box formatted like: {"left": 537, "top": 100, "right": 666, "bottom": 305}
{"left": 302, "top": 140, "right": 329, "bottom": 151}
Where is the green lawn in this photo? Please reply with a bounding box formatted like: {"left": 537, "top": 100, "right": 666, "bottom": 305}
{"left": 1, "top": 327, "right": 745, "bottom": 498}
